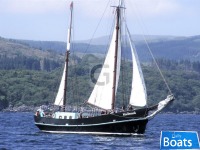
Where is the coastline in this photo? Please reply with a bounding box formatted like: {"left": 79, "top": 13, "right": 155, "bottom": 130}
{"left": 1, "top": 104, "right": 199, "bottom": 114}
{"left": 1, "top": 105, "right": 38, "bottom": 113}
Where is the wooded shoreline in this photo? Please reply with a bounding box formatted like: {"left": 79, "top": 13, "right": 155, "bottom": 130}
{"left": 1, "top": 104, "right": 200, "bottom": 115}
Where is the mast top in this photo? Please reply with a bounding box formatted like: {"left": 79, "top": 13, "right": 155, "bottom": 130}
{"left": 111, "top": 0, "right": 125, "bottom": 10}
{"left": 119, "top": 0, "right": 123, "bottom": 7}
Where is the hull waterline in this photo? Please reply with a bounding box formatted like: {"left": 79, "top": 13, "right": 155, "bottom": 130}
{"left": 34, "top": 110, "right": 149, "bottom": 135}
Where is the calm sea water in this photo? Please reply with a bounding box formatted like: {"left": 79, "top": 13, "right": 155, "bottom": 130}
{"left": 0, "top": 112, "right": 199, "bottom": 150}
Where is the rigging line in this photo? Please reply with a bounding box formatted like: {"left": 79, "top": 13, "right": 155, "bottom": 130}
{"left": 121, "top": 2, "right": 135, "bottom": 107}
{"left": 144, "top": 39, "right": 173, "bottom": 95}
{"left": 129, "top": 1, "right": 173, "bottom": 95}
{"left": 122, "top": 13, "right": 131, "bottom": 107}
{"left": 121, "top": 22, "right": 127, "bottom": 107}
{"left": 104, "top": 11, "right": 117, "bottom": 57}
{"left": 81, "top": 0, "right": 111, "bottom": 58}
{"left": 122, "top": 39, "right": 129, "bottom": 107}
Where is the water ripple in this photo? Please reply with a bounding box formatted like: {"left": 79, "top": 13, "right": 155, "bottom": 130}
{"left": 0, "top": 113, "right": 199, "bottom": 150}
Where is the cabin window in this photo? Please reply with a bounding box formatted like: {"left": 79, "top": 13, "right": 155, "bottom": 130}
{"left": 69, "top": 116, "right": 72, "bottom": 119}
{"left": 64, "top": 116, "right": 67, "bottom": 119}
{"left": 59, "top": 116, "right": 62, "bottom": 119}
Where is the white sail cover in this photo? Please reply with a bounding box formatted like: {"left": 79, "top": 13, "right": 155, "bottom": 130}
{"left": 127, "top": 27, "right": 147, "bottom": 107}
{"left": 54, "top": 63, "right": 66, "bottom": 106}
{"left": 87, "top": 26, "right": 121, "bottom": 110}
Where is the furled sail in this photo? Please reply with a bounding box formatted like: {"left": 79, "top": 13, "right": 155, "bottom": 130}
{"left": 54, "top": 63, "right": 66, "bottom": 106}
{"left": 126, "top": 26, "right": 147, "bottom": 107}
{"left": 87, "top": 22, "right": 121, "bottom": 110}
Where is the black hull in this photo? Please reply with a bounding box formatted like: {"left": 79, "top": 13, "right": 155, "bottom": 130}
{"left": 34, "top": 109, "right": 149, "bottom": 135}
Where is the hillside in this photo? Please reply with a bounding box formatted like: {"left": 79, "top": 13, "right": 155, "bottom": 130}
{"left": 7, "top": 35, "right": 200, "bottom": 62}
{"left": 0, "top": 37, "right": 64, "bottom": 71}
{"left": 0, "top": 36, "right": 200, "bottom": 112}
{"left": 0, "top": 55, "right": 200, "bottom": 112}
{"left": 136, "top": 35, "right": 200, "bottom": 61}
{"left": 0, "top": 37, "right": 63, "bottom": 60}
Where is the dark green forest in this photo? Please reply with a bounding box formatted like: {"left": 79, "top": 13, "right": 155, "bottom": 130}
{"left": 0, "top": 54, "right": 200, "bottom": 112}
{"left": 0, "top": 36, "right": 200, "bottom": 112}
{"left": 0, "top": 55, "right": 61, "bottom": 71}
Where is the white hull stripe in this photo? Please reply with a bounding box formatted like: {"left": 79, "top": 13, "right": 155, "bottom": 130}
{"left": 41, "top": 130, "right": 141, "bottom": 136}
{"left": 35, "top": 117, "right": 148, "bottom": 127}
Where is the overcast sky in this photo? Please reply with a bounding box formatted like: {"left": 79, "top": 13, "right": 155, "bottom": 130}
{"left": 0, "top": 0, "right": 200, "bottom": 41}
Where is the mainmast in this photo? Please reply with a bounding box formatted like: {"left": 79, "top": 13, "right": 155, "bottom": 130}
{"left": 111, "top": 5, "right": 121, "bottom": 110}
{"left": 63, "top": 2, "right": 73, "bottom": 112}
{"left": 87, "top": 1, "right": 123, "bottom": 110}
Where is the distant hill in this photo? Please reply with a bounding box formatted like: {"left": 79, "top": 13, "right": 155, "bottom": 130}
{"left": 9, "top": 38, "right": 107, "bottom": 55}
{"left": 0, "top": 37, "right": 63, "bottom": 60}
{"left": 136, "top": 35, "right": 200, "bottom": 62}
{"left": 0, "top": 37, "right": 63, "bottom": 71}
{"left": 0, "top": 36, "right": 200, "bottom": 112}
{"left": 6, "top": 34, "right": 181, "bottom": 52}
{"left": 1, "top": 35, "right": 200, "bottom": 62}
{"left": 80, "top": 34, "right": 184, "bottom": 45}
